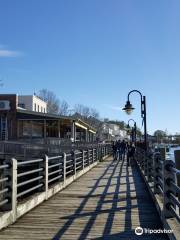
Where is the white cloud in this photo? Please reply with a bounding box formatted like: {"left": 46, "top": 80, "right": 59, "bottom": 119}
{"left": 0, "top": 49, "right": 22, "bottom": 57}
{"left": 103, "top": 104, "right": 122, "bottom": 111}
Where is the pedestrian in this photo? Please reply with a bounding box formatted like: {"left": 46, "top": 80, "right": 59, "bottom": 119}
{"left": 117, "top": 140, "right": 121, "bottom": 160}
{"left": 127, "top": 142, "right": 136, "bottom": 166}
{"left": 120, "top": 140, "right": 127, "bottom": 160}
{"left": 112, "top": 141, "right": 117, "bottom": 160}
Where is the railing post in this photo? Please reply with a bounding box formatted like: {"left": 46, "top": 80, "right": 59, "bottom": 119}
{"left": 138, "top": 149, "right": 144, "bottom": 171}
{"left": 140, "top": 149, "right": 144, "bottom": 170}
{"left": 153, "top": 152, "right": 162, "bottom": 194}
{"left": 100, "top": 146, "right": 103, "bottom": 161}
{"left": 3, "top": 158, "right": 17, "bottom": 222}
{"left": 97, "top": 146, "right": 100, "bottom": 161}
{"left": 163, "top": 160, "right": 176, "bottom": 218}
{"left": 63, "top": 153, "right": 66, "bottom": 186}
{"left": 44, "top": 155, "right": 48, "bottom": 200}
{"left": 102, "top": 146, "right": 104, "bottom": 159}
{"left": 110, "top": 144, "right": 112, "bottom": 154}
{"left": 145, "top": 153, "right": 149, "bottom": 179}
{"left": 149, "top": 154, "right": 153, "bottom": 182}
{"left": 72, "top": 151, "right": 76, "bottom": 176}
{"left": 92, "top": 148, "right": 94, "bottom": 163}
{"left": 96, "top": 146, "right": 98, "bottom": 161}
{"left": 82, "top": 150, "right": 85, "bottom": 170}
{"left": 87, "top": 149, "right": 90, "bottom": 166}
{"left": 137, "top": 148, "right": 141, "bottom": 166}
{"left": 95, "top": 148, "right": 97, "bottom": 161}
{"left": 11, "top": 158, "right": 17, "bottom": 222}
{"left": 147, "top": 151, "right": 152, "bottom": 182}
{"left": 174, "top": 150, "right": 180, "bottom": 215}
{"left": 107, "top": 145, "right": 109, "bottom": 155}
{"left": 144, "top": 151, "right": 148, "bottom": 176}
{"left": 23, "top": 147, "right": 26, "bottom": 159}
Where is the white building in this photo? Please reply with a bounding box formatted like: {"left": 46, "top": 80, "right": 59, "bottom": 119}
{"left": 18, "top": 95, "right": 47, "bottom": 113}
{"left": 102, "top": 122, "right": 127, "bottom": 141}
{"left": 109, "top": 124, "right": 127, "bottom": 140}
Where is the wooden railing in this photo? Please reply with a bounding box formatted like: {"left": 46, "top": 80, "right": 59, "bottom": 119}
{"left": 0, "top": 140, "right": 106, "bottom": 159}
{"left": 0, "top": 143, "right": 111, "bottom": 230}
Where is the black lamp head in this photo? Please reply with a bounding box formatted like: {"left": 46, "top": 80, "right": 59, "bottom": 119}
{"left": 122, "top": 101, "right": 135, "bottom": 115}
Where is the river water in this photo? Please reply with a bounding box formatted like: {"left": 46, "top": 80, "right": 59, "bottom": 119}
{"left": 166, "top": 146, "right": 180, "bottom": 161}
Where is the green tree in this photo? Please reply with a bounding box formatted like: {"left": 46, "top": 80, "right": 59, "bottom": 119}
{"left": 154, "top": 130, "right": 166, "bottom": 143}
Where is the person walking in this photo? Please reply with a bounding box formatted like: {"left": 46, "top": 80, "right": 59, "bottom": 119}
{"left": 112, "top": 141, "right": 117, "bottom": 160}
{"left": 127, "top": 142, "right": 136, "bottom": 166}
{"left": 117, "top": 140, "right": 121, "bottom": 160}
{"left": 120, "top": 140, "right": 127, "bottom": 160}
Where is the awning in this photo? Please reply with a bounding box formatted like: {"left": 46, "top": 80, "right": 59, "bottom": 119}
{"left": 89, "top": 129, "right": 96, "bottom": 134}
{"left": 75, "top": 122, "right": 87, "bottom": 130}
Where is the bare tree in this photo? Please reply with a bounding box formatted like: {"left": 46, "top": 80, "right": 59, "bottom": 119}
{"left": 74, "top": 104, "right": 100, "bottom": 120}
{"left": 108, "top": 120, "right": 125, "bottom": 130}
{"left": 73, "top": 104, "right": 83, "bottom": 115}
{"left": 74, "top": 104, "right": 90, "bottom": 118}
{"left": 82, "top": 106, "right": 90, "bottom": 118}
{"left": 90, "top": 108, "right": 99, "bottom": 119}
{"left": 59, "top": 100, "right": 69, "bottom": 116}
{"left": 73, "top": 104, "right": 101, "bottom": 128}
{"left": 38, "top": 89, "right": 60, "bottom": 114}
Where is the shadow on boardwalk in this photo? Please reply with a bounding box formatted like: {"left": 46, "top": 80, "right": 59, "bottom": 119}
{"left": 0, "top": 157, "right": 169, "bottom": 240}
{"left": 52, "top": 158, "right": 168, "bottom": 240}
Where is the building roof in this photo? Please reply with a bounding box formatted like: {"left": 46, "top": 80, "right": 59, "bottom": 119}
{"left": 16, "top": 109, "right": 96, "bottom": 132}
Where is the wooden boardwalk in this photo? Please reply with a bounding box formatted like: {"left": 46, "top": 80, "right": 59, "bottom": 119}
{"left": 0, "top": 157, "right": 169, "bottom": 240}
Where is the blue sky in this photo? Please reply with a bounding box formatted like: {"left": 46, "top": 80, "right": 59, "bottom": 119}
{"left": 0, "top": 0, "right": 180, "bottom": 134}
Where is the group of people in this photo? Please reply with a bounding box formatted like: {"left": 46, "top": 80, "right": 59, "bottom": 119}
{"left": 112, "top": 140, "right": 136, "bottom": 166}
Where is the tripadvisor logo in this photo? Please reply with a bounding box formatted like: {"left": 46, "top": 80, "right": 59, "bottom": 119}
{"left": 135, "top": 227, "right": 143, "bottom": 235}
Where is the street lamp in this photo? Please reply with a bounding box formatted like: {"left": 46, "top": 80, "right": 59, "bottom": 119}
{"left": 127, "top": 119, "right": 137, "bottom": 143}
{"left": 123, "top": 101, "right": 135, "bottom": 115}
{"left": 123, "top": 90, "right": 147, "bottom": 150}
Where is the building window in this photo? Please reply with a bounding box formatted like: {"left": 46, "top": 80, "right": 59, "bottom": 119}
{"left": 38, "top": 105, "right": 39, "bottom": 112}
{"left": 34, "top": 103, "right": 36, "bottom": 111}
{"left": 41, "top": 106, "right": 43, "bottom": 112}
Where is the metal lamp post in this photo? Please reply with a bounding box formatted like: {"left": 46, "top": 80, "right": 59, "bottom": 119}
{"left": 123, "top": 90, "right": 147, "bottom": 150}
{"left": 127, "top": 119, "right": 137, "bottom": 144}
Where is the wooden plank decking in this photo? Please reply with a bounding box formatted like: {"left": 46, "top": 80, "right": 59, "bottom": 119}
{"left": 0, "top": 157, "right": 169, "bottom": 240}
